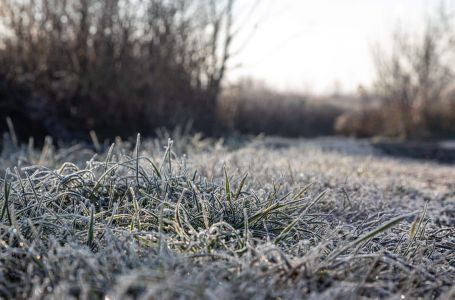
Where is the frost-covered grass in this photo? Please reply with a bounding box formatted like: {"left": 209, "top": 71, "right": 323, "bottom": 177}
{"left": 0, "top": 133, "right": 454, "bottom": 299}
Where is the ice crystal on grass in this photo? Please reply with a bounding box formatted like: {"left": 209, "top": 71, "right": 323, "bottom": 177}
{"left": 0, "top": 134, "right": 454, "bottom": 299}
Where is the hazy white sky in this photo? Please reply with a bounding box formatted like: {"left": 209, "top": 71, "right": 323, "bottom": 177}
{"left": 228, "top": 0, "right": 440, "bottom": 94}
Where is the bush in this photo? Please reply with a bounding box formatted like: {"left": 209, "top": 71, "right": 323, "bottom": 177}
{"left": 219, "top": 79, "right": 344, "bottom": 137}
{"left": 335, "top": 108, "right": 385, "bottom": 138}
{"left": 0, "top": 0, "right": 235, "bottom": 141}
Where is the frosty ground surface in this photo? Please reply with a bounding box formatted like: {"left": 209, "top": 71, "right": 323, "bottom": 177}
{"left": 0, "top": 135, "right": 454, "bottom": 299}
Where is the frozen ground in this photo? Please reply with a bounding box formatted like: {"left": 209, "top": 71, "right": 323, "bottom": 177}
{"left": 0, "top": 134, "right": 454, "bottom": 299}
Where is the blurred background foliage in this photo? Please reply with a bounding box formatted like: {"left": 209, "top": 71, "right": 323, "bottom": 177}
{"left": 0, "top": 0, "right": 235, "bottom": 141}
{"left": 0, "top": 0, "right": 455, "bottom": 143}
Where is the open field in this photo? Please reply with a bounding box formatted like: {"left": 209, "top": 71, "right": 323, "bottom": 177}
{"left": 0, "top": 134, "right": 454, "bottom": 299}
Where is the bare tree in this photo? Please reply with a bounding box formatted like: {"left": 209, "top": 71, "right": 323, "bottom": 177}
{"left": 372, "top": 7, "right": 455, "bottom": 138}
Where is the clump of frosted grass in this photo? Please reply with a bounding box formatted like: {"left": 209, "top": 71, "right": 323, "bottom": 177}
{"left": 0, "top": 132, "right": 454, "bottom": 299}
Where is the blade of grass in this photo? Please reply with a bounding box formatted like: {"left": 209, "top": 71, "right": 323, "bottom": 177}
{"left": 243, "top": 208, "right": 249, "bottom": 245}
{"left": 224, "top": 166, "right": 232, "bottom": 209}
{"left": 327, "top": 212, "right": 416, "bottom": 261}
{"left": 25, "top": 171, "right": 41, "bottom": 211}
{"left": 89, "top": 164, "right": 120, "bottom": 199}
{"left": 248, "top": 202, "right": 286, "bottom": 226}
{"left": 87, "top": 205, "right": 95, "bottom": 248}
{"left": 14, "top": 167, "right": 27, "bottom": 205}
{"left": 292, "top": 182, "right": 314, "bottom": 200}
{"left": 409, "top": 201, "right": 428, "bottom": 241}
{"left": 159, "top": 138, "right": 173, "bottom": 177}
{"left": 89, "top": 130, "right": 101, "bottom": 153}
{"left": 6, "top": 116, "right": 18, "bottom": 147}
{"left": 1, "top": 172, "right": 12, "bottom": 225}
{"left": 234, "top": 173, "right": 248, "bottom": 202}
{"left": 135, "top": 133, "right": 141, "bottom": 187}
{"left": 274, "top": 190, "right": 327, "bottom": 244}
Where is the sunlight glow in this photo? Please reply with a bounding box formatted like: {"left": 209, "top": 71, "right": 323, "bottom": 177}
{"left": 229, "top": 0, "right": 435, "bottom": 94}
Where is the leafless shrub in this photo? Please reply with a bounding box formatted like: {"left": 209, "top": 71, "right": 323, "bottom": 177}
{"left": 0, "top": 0, "right": 236, "bottom": 139}
{"left": 374, "top": 16, "right": 454, "bottom": 137}
{"left": 337, "top": 5, "right": 455, "bottom": 139}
